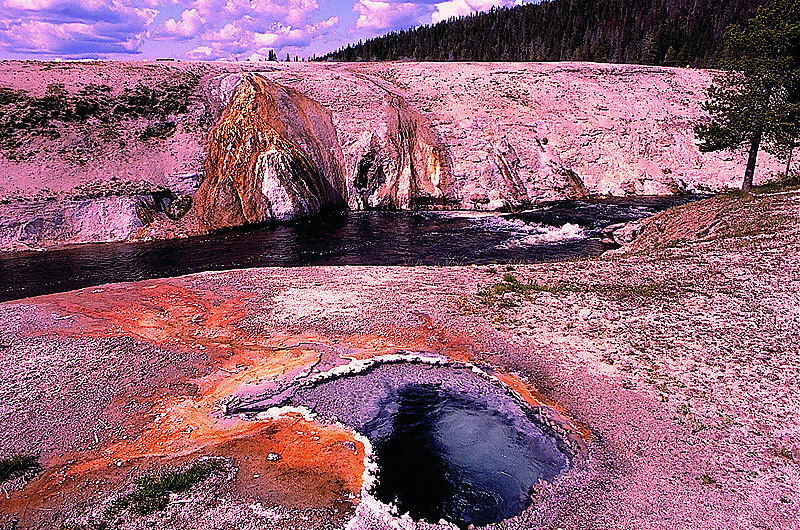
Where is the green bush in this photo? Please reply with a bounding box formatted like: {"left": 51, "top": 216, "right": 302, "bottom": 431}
{"left": 0, "top": 454, "right": 39, "bottom": 481}
{"left": 0, "top": 72, "right": 200, "bottom": 154}
{"left": 107, "top": 459, "right": 224, "bottom": 517}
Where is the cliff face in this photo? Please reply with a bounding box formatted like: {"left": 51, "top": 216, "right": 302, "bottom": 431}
{"left": 245, "top": 62, "right": 782, "bottom": 212}
{"left": 201, "top": 70, "right": 454, "bottom": 216}
{"left": 350, "top": 93, "right": 450, "bottom": 210}
{"left": 0, "top": 61, "right": 786, "bottom": 250}
{"left": 194, "top": 74, "right": 346, "bottom": 230}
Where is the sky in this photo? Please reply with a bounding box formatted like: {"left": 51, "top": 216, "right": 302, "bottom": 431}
{"left": 0, "top": 0, "right": 522, "bottom": 61}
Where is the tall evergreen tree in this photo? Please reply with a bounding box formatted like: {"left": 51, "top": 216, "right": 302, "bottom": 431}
{"left": 695, "top": 0, "right": 800, "bottom": 190}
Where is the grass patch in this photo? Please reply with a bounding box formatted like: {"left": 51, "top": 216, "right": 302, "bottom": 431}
{"left": 0, "top": 72, "right": 201, "bottom": 156}
{"left": 0, "top": 454, "right": 39, "bottom": 482}
{"left": 626, "top": 189, "right": 800, "bottom": 254}
{"left": 700, "top": 474, "right": 716, "bottom": 485}
{"left": 139, "top": 121, "right": 177, "bottom": 141}
{"left": 751, "top": 173, "right": 800, "bottom": 194}
{"left": 107, "top": 459, "right": 224, "bottom": 517}
{"left": 477, "top": 273, "right": 582, "bottom": 307}
{"left": 477, "top": 273, "right": 665, "bottom": 309}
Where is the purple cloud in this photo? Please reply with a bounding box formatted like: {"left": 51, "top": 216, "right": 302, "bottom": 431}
{"left": 0, "top": 0, "right": 522, "bottom": 59}
{"left": 178, "top": 0, "right": 340, "bottom": 59}
{"left": 0, "top": 0, "right": 158, "bottom": 55}
{"left": 354, "top": 0, "right": 433, "bottom": 30}
{"left": 430, "top": 0, "right": 513, "bottom": 23}
{"left": 153, "top": 7, "right": 203, "bottom": 40}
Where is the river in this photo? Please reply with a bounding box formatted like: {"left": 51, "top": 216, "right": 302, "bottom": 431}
{"left": 0, "top": 196, "right": 701, "bottom": 302}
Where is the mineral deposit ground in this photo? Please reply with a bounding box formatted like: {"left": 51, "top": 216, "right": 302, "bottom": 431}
{"left": 0, "top": 190, "right": 799, "bottom": 529}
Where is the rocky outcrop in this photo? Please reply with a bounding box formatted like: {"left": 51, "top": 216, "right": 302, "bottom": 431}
{"left": 349, "top": 94, "right": 451, "bottom": 209}
{"left": 0, "top": 197, "right": 145, "bottom": 251}
{"left": 251, "top": 62, "right": 782, "bottom": 213}
{"left": 602, "top": 220, "right": 645, "bottom": 246}
{"left": 607, "top": 191, "right": 800, "bottom": 254}
{"left": 193, "top": 74, "right": 347, "bottom": 230}
{"left": 221, "top": 68, "right": 457, "bottom": 212}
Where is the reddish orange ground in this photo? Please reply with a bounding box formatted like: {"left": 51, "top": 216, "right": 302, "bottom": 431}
{"left": 2, "top": 279, "right": 582, "bottom": 527}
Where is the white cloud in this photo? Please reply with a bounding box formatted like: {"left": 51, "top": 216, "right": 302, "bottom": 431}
{"left": 0, "top": 0, "right": 341, "bottom": 58}
{"left": 186, "top": 43, "right": 213, "bottom": 58}
{"left": 190, "top": 0, "right": 319, "bottom": 26}
{"left": 0, "top": 0, "right": 514, "bottom": 59}
{"left": 155, "top": 7, "right": 203, "bottom": 39}
{"left": 185, "top": 0, "right": 338, "bottom": 58}
{"left": 352, "top": 0, "right": 502, "bottom": 31}
{"left": 252, "top": 15, "right": 337, "bottom": 50}
{"left": 0, "top": 0, "right": 158, "bottom": 55}
{"left": 354, "top": 0, "right": 430, "bottom": 30}
{"left": 431, "top": 0, "right": 510, "bottom": 23}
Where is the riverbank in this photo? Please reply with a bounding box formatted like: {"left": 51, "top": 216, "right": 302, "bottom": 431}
{"left": 0, "top": 190, "right": 798, "bottom": 529}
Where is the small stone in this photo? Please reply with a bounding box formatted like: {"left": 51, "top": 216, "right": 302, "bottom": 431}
{"left": 266, "top": 452, "right": 281, "bottom": 461}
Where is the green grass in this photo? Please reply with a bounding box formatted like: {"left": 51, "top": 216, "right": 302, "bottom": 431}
{"left": 107, "top": 459, "right": 224, "bottom": 517}
{"left": 700, "top": 474, "right": 716, "bottom": 485}
{"left": 0, "top": 72, "right": 201, "bottom": 156}
{"left": 477, "top": 273, "right": 664, "bottom": 309}
{"left": 139, "top": 121, "right": 177, "bottom": 141}
{"left": 0, "top": 454, "right": 39, "bottom": 481}
{"left": 477, "top": 273, "right": 577, "bottom": 307}
{"left": 751, "top": 173, "right": 800, "bottom": 194}
{"left": 778, "top": 447, "right": 796, "bottom": 462}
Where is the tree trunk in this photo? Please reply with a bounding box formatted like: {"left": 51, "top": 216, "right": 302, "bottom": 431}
{"left": 786, "top": 142, "right": 795, "bottom": 176}
{"left": 742, "top": 129, "right": 763, "bottom": 191}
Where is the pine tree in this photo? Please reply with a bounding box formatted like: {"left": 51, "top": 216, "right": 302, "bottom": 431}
{"left": 321, "top": 0, "right": 769, "bottom": 66}
{"left": 695, "top": 0, "right": 800, "bottom": 190}
{"left": 663, "top": 45, "right": 677, "bottom": 66}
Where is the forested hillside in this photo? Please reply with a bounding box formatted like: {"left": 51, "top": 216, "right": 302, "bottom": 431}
{"left": 322, "top": 0, "right": 768, "bottom": 66}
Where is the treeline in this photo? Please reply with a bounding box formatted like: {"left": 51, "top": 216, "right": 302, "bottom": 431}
{"left": 321, "top": 0, "right": 769, "bottom": 66}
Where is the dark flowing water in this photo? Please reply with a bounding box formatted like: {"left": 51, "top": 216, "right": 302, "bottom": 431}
{"left": 365, "top": 384, "right": 568, "bottom": 528}
{"left": 0, "top": 196, "right": 700, "bottom": 301}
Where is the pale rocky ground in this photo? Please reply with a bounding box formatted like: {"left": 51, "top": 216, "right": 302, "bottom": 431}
{"left": 0, "top": 61, "right": 785, "bottom": 251}
{"left": 0, "top": 61, "right": 252, "bottom": 199}
{"left": 0, "top": 191, "right": 797, "bottom": 529}
{"left": 260, "top": 62, "right": 779, "bottom": 202}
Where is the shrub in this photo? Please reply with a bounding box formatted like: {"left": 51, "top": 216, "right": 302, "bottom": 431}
{"left": 107, "top": 459, "right": 224, "bottom": 517}
{"left": 0, "top": 454, "right": 39, "bottom": 482}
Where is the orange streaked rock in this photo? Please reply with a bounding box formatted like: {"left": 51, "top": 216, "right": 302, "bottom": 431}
{"left": 194, "top": 73, "right": 347, "bottom": 230}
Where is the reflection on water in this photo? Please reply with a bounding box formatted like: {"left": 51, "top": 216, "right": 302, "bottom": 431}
{"left": 365, "top": 384, "right": 568, "bottom": 528}
{"left": 0, "top": 196, "right": 701, "bottom": 301}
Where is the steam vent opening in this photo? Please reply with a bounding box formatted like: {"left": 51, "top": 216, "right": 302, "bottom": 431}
{"left": 237, "top": 360, "right": 575, "bottom": 528}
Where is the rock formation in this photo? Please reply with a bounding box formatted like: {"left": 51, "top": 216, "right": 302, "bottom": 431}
{"left": 248, "top": 62, "right": 783, "bottom": 211}
{"left": 194, "top": 74, "right": 347, "bottom": 230}
{"left": 0, "top": 197, "right": 145, "bottom": 251}
{"left": 349, "top": 94, "right": 451, "bottom": 210}
{"left": 0, "top": 60, "right": 787, "bottom": 250}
